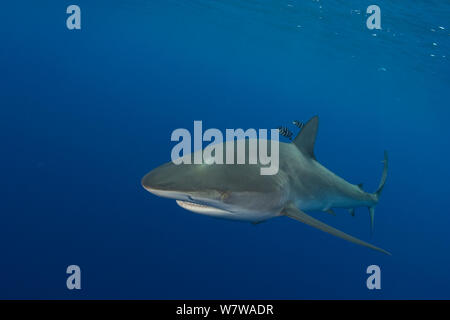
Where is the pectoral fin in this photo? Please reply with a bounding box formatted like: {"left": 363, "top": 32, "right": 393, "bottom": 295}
{"left": 282, "top": 204, "right": 391, "bottom": 255}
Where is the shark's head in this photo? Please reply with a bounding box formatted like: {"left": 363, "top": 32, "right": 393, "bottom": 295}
{"left": 141, "top": 156, "right": 288, "bottom": 221}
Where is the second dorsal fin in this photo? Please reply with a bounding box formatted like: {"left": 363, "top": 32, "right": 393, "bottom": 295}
{"left": 293, "top": 115, "right": 319, "bottom": 159}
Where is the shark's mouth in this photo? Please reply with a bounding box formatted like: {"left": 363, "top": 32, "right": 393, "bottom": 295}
{"left": 175, "top": 200, "right": 230, "bottom": 215}
{"left": 143, "top": 186, "right": 232, "bottom": 216}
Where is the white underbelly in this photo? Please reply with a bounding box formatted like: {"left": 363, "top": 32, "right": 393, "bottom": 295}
{"left": 176, "top": 200, "right": 279, "bottom": 222}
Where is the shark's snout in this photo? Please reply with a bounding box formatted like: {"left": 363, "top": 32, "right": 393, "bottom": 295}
{"left": 141, "top": 171, "right": 161, "bottom": 194}
{"left": 141, "top": 162, "right": 176, "bottom": 191}
{"left": 141, "top": 169, "right": 186, "bottom": 200}
{"left": 141, "top": 162, "right": 201, "bottom": 201}
{"left": 141, "top": 171, "right": 158, "bottom": 192}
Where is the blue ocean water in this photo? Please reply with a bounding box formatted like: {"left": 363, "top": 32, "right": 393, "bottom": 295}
{"left": 1, "top": 0, "right": 449, "bottom": 299}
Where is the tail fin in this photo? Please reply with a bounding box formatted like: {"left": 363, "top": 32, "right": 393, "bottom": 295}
{"left": 368, "top": 151, "right": 389, "bottom": 233}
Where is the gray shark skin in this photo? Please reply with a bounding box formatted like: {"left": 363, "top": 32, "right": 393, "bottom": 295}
{"left": 142, "top": 116, "right": 390, "bottom": 255}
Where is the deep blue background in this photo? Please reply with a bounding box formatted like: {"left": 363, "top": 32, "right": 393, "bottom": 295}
{"left": 1, "top": 0, "right": 449, "bottom": 299}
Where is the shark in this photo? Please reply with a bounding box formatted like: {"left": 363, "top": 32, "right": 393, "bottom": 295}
{"left": 141, "top": 116, "right": 390, "bottom": 255}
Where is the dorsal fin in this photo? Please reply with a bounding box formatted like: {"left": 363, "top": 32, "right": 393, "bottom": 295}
{"left": 357, "top": 183, "right": 364, "bottom": 190}
{"left": 293, "top": 115, "right": 319, "bottom": 159}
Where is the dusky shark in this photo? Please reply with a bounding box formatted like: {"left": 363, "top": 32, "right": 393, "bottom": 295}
{"left": 141, "top": 116, "right": 390, "bottom": 255}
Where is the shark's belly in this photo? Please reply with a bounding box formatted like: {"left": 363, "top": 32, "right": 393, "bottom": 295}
{"left": 296, "top": 199, "right": 331, "bottom": 211}
{"left": 295, "top": 193, "right": 374, "bottom": 211}
{"left": 197, "top": 209, "right": 280, "bottom": 223}
{"left": 294, "top": 190, "right": 349, "bottom": 211}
